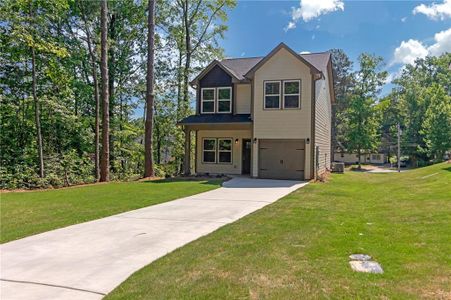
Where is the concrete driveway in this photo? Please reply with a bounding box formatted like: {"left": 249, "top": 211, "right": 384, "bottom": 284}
{"left": 0, "top": 178, "right": 307, "bottom": 300}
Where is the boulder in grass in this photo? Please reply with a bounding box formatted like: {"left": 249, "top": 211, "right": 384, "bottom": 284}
{"left": 349, "top": 260, "right": 384, "bottom": 274}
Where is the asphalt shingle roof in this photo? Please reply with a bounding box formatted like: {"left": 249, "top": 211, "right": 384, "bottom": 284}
{"left": 220, "top": 57, "right": 263, "bottom": 80}
{"left": 219, "top": 52, "right": 330, "bottom": 79}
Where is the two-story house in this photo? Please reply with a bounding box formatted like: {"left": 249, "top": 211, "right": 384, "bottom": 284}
{"left": 178, "top": 43, "right": 335, "bottom": 180}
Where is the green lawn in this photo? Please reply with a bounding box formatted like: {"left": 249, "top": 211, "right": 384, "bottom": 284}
{"left": 107, "top": 163, "right": 451, "bottom": 300}
{"left": 0, "top": 179, "right": 221, "bottom": 243}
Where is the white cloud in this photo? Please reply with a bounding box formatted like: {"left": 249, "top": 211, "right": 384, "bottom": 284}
{"left": 285, "top": 0, "right": 344, "bottom": 31}
{"left": 428, "top": 27, "right": 451, "bottom": 55}
{"left": 393, "top": 39, "right": 428, "bottom": 65}
{"left": 392, "top": 28, "right": 451, "bottom": 65}
{"left": 401, "top": 17, "right": 407, "bottom": 22}
{"left": 413, "top": 0, "right": 451, "bottom": 20}
{"left": 284, "top": 21, "right": 297, "bottom": 32}
{"left": 300, "top": 51, "right": 311, "bottom": 54}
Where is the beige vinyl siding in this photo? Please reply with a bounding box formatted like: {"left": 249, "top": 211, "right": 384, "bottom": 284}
{"left": 235, "top": 84, "right": 251, "bottom": 114}
{"left": 314, "top": 72, "right": 332, "bottom": 176}
{"left": 251, "top": 47, "right": 312, "bottom": 179}
{"left": 196, "top": 129, "right": 251, "bottom": 175}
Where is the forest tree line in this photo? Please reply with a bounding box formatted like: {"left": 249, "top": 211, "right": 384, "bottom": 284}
{"left": 331, "top": 50, "right": 450, "bottom": 168}
{"left": 1, "top": 0, "right": 450, "bottom": 189}
{"left": 1, "top": 0, "right": 235, "bottom": 188}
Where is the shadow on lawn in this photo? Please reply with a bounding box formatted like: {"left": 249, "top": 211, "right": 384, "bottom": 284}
{"left": 140, "top": 177, "right": 223, "bottom": 186}
{"left": 442, "top": 166, "right": 451, "bottom": 172}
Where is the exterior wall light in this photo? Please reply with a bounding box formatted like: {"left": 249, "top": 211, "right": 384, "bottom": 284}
{"left": 253, "top": 138, "right": 257, "bottom": 143}
{"left": 306, "top": 138, "right": 310, "bottom": 144}
{"left": 235, "top": 138, "right": 239, "bottom": 144}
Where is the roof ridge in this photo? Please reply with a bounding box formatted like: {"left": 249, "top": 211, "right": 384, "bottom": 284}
{"left": 221, "top": 56, "right": 264, "bottom": 61}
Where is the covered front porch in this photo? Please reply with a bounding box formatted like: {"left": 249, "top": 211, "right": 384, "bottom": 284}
{"left": 178, "top": 114, "right": 253, "bottom": 176}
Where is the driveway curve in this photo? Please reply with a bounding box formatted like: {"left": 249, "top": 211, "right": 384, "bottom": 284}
{"left": 0, "top": 178, "right": 307, "bottom": 300}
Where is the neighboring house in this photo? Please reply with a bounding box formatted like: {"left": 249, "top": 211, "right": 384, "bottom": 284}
{"left": 334, "top": 152, "right": 386, "bottom": 165}
{"left": 178, "top": 43, "right": 335, "bottom": 180}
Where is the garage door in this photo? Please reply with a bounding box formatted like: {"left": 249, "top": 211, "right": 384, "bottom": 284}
{"left": 259, "top": 139, "right": 305, "bottom": 180}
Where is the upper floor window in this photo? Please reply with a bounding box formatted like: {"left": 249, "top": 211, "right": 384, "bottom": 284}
{"left": 264, "top": 80, "right": 301, "bottom": 110}
{"left": 264, "top": 81, "right": 280, "bottom": 109}
{"left": 201, "top": 88, "right": 215, "bottom": 113}
{"left": 201, "top": 87, "right": 232, "bottom": 114}
{"left": 217, "top": 87, "right": 232, "bottom": 113}
{"left": 283, "top": 80, "right": 300, "bottom": 109}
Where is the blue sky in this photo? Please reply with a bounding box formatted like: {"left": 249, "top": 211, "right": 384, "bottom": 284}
{"left": 219, "top": 0, "right": 451, "bottom": 94}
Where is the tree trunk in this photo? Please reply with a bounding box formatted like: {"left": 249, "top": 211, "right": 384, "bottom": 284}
{"left": 31, "top": 47, "right": 44, "bottom": 178}
{"left": 357, "top": 148, "right": 361, "bottom": 170}
{"left": 100, "top": 0, "right": 110, "bottom": 182}
{"left": 82, "top": 13, "right": 100, "bottom": 181}
{"left": 144, "top": 0, "right": 155, "bottom": 178}
{"left": 182, "top": 0, "right": 191, "bottom": 113}
{"left": 176, "top": 46, "right": 183, "bottom": 120}
{"left": 180, "top": 0, "right": 192, "bottom": 174}
{"left": 108, "top": 13, "right": 116, "bottom": 171}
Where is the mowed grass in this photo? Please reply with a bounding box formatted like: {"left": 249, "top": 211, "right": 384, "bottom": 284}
{"left": 0, "top": 179, "right": 221, "bottom": 243}
{"left": 107, "top": 163, "right": 451, "bottom": 299}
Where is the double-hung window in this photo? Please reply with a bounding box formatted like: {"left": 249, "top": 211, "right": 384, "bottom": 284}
{"left": 264, "top": 81, "right": 281, "bottom": 109}
{"left": 218, "top": 139, "right": 232, "bottom": 163}
{"left": 201, "top": 88, "right": 215, "bottom": 113}
{"left": 264, "top": 80, "right": 301, "bottom": 109}
{"left": 202, "top": 138, "right": 232, "bottom": 164}
{"left": 283, "top": 80, "right": 301, "bottom": 108}
{"left": 201, "top": 87, "right": 232, "bottom": 113}
{"left": 217, "top": 87, "right": 232, "bottom": 113}
{"left": 202, "top": 138, "right": 216, "bottom": 163}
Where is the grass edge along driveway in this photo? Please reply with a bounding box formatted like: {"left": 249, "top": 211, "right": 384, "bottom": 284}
{"left": 107, "top": 163, "right": 451, "bottom": 300}
{"left": 0, "top": 179, "right": 222, "bottom": 243}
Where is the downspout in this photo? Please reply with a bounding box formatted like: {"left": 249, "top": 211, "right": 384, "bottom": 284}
{"left": 310, "top": 72, "right": 322, "bottom": 180}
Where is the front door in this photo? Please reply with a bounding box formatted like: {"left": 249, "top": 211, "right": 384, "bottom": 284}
{"left": 242, "top": 139, "right": 251, "bottom": 174}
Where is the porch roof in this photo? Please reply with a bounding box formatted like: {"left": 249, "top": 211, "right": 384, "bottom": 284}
{"left": 178, "top": 114, "right": 252, "bottom": 126}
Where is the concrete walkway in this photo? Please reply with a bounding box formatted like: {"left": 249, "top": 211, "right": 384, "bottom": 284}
{"left": 0, "top": 178, "right": 307, "bottom": 300}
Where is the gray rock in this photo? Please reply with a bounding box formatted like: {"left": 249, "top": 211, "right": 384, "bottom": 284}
{"left": 349, "top": 260, "right": 384, "bottom": 274}
{"left": 349, "top": 254, "right": 372, "bottom": 261}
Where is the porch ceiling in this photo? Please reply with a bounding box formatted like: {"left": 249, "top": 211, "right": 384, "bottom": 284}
{"left": 182, "top": 123, "right": 252, "bottom": 131}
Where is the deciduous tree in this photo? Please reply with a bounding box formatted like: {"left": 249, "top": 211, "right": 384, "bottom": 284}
{"left": 344, "top": 54, "right": 387, "bottom": 169}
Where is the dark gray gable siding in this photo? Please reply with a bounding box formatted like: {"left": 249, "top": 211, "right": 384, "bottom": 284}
{"left": 199, "top": 65, "right": 232, "bottom": 87}
{"left": 197, "top": 65, "right": 234, "bottom": 115}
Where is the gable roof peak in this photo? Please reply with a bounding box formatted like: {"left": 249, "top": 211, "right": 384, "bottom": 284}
{"left": 244, "top": 42, "right": 322, "bottom": 78}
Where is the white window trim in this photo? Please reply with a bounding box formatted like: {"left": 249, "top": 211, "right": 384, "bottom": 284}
{"left": 202, "top": 138, "right": 216, "bottom": 163}
{"left": 283, "top": 80, "right": 301, "bottom": 109}
{"left": 201, "top": 88, "right": 215, "bottom": 114}
{"left": 217, "top": 138, "right": 233, "bottom": 164}
{"left": 264, "top": 81, "right": 281, "bottom": 109}
{"left": 216, "top": 87, "right": 232, "bottom": 114}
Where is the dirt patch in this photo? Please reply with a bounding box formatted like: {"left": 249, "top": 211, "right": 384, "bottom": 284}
{"left": 137, "top": 176, "right": 163, "bottom": 182}
{"left": 316, "top": 171, "right": 331, "bottom": 182}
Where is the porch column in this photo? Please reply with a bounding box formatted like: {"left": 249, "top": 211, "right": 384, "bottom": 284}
{"left": 183, "top": 127, "right": 191, "bottom": 175}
